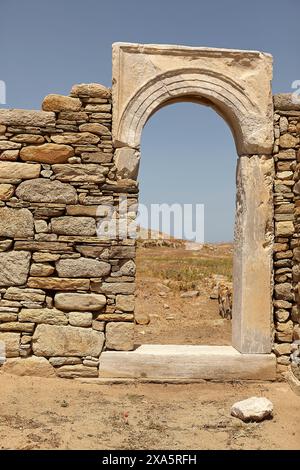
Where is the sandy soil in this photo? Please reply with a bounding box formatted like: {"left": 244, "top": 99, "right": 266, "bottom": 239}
{"left": 0, "top": 243, "right": 298, "bottom": 451}
{"left": 0, "top": 374, "right": 299, "bottom": 450}
{"left": 135, "top": 245, "right": 232, "bottom": 345}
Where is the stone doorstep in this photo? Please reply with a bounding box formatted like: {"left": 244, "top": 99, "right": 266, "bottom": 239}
{"left": 75, "top": 377, "right": 274, "bottom": 385}
{"left": 98, "top": 345, "right": 277, "bottom": 381}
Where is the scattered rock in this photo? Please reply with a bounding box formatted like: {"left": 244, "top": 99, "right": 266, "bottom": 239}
{"left": 231, "top": 397, "right": 273, "bottom": 422}
{"left": 180, "top": 290, "right": 199, "bottom": 298}
{"left": 135, "top": 311, "right": 150, "bottom": 325}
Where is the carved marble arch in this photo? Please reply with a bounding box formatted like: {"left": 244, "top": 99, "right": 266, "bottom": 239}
{"left": 115, "top": 68, "right": 260, "bottom": 155}
{"left": 112, "top": 43, "right": 274, "bottom": 156}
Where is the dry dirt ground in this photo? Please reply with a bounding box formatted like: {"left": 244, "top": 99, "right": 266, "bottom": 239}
{"left": 0, "top": 374, "right": 299, "bottom": 450}
{"left": 135, "top": 244, "right": 232, "bottom": 345}
{"left": 0, "top": 243, "right": 299, "bottom": 450}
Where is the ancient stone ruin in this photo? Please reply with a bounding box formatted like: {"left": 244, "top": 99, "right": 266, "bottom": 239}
{"left": 0, "top": 43, "right": 299, "bottom": 380}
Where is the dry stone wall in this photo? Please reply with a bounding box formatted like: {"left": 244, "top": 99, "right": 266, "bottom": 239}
{"left": 0, "top": 84, "right": 300, "bottom": 378}
{"left": 0, "top": 84, "right": 137, "bottom": 378}
{"left": 273, "top": 94, "right": 300, "bottom": 375}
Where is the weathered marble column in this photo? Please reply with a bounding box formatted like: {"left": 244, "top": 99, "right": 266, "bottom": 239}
{"left": 232, "top": 155, "right": 274, "bottom": 353}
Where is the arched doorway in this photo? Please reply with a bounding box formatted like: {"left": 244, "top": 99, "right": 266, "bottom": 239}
{"left": 112, "top": 43, "right": 274, "bottom": 355}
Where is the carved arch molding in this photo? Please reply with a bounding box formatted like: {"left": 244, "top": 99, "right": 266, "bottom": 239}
{"left": 112, "top": 43, "right": 274, "bottom": 354}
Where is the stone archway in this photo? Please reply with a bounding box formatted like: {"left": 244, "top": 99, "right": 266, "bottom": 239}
{"left": 112, "top": 43, "right": 274, "bottom": 355}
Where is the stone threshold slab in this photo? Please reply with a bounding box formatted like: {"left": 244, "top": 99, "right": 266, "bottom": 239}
{"left": 98, "top": 345, "right": 276, "bottom": 381}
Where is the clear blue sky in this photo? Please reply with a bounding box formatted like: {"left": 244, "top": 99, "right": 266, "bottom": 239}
{"left": 2, "top": 0, "right": 299, "bottom": 241}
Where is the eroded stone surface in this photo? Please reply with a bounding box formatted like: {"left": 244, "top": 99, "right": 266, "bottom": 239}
{"left": 2, "top": 356, "right": 56, "bottom": 377}
{"left": 20, "top": 143, "right": 74, "bottom": 164}
{"left": 232, "top": 155, "right": 274, "bottom": 354}
{"left": 231, "top": 397, "right": 273, "bottom": 422}
{"left": 54, "top": 293, "right": 106, "bottom": 311}
{"left": 116, "top": 294, "right": 135, "bottom": 312}
{"left": 0, "top": 251, "right": 31, "bottom": 286}
{"left": 51, "top": 216, "right": 96, "bottom": 235}
{"left": 0, "top": 109, "right": 55, "bottom": 127}
{"left": 11, "top": 134, "right": 45, "bottom": 144}
{"left": 0, "top": 162, "right": 41, "bottom": 181}
{"left": 42, "top": 94, "right": 82, "bottom": 112}
{"left": 56, "top": 258, "right": 111, "bottom": 278}
{"left": 274, "top": 93, "right": 300, "bottom": 111}
{"left": 16, "top": 179, "right": 77, "bottom": 204}
{"left": 114, "top": 147, "right": 140, "bottom": 180}
{"left": 30, "top": 263, "right": 55, "bottom": 277}
{"left": 51, "top": 132, "right": 100, "bottom": 145}
{"left": 56, "top": 364, "right": 99, "bottom": 378}
{"left": 4, "top": 287, "right": 45, "bottom": 303}
{"left": 68, "top": 312, "right": 93, "bottom": 327}
{"left": 52, "top": 164, "right": 106, "bottom": 183}
{"left": 105, "top": 322, "right": 134, "bottom": 351}
{"left": 0, "top": 184, "right": 14, "bottom": 201}
{"left": 112, "top": 43, "right": 274, "bottom": 154}
{"left": 32, "top": 324, "right": 104, "bottom": 356}
{"left": 79, "top": 123, "right": 111, "bottom": 135}
{"left": 27, "top": 277, "right": 90, "bottom": 291}
{"left": 71, "top": 83, "right": 111, "bottom": 98}
{"left": 0, "top": 207, "right": 34, "bottom": 238}
{"left": 0, "top": 332, "right": 20, "bottom": 357}
{"left": 19, "top": 308, "right": 68, "bottom": 325}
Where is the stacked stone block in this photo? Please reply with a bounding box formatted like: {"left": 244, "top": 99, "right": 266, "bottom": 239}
{"left": 273, "top": 94, "right": 300, "bottom": 374}
{"left": 0, "top": 83, "right": 137, "bottom": 378}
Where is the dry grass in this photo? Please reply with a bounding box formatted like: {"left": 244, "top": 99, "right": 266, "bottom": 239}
{"left": 137, "top": 247, "right": 232, "bottom": 291}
